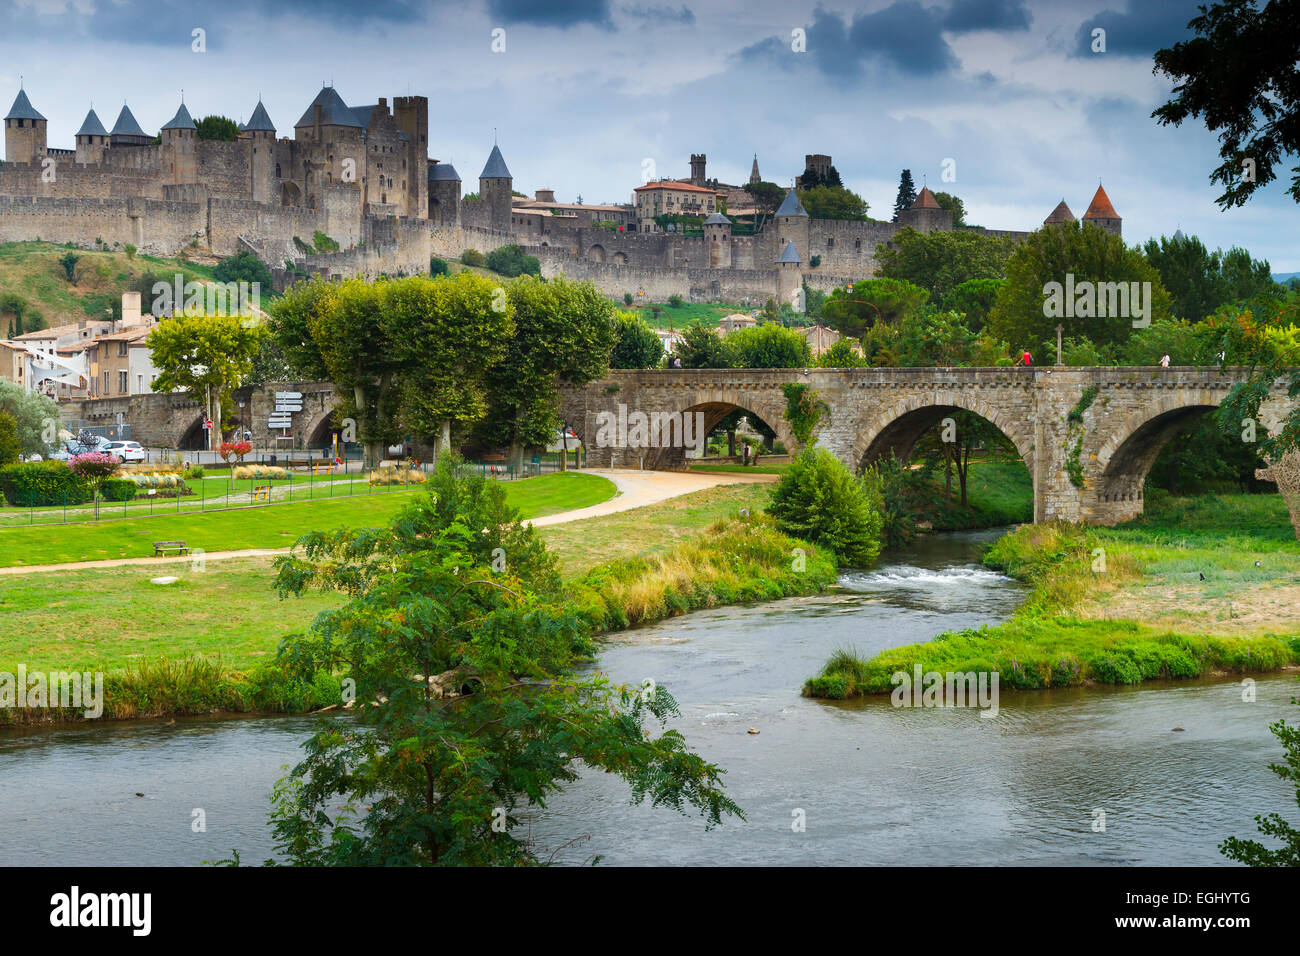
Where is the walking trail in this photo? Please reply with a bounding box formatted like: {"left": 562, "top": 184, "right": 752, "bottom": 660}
{"left": 0, "top": 469, "right": 777, "bottom": 576}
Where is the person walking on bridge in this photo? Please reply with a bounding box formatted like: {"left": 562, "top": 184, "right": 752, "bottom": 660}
{"left": 1021, "top": 349, "right": 1033, "bottom": 366}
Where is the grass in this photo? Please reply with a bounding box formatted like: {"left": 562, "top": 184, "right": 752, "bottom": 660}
{"left": 633, "top": 302, "right": 748, "bottom": 329}
{"left": 0, "top": 472, "right": 615, "bottom": 567}
{"left": 805, "top": 493, "right": 1300, "bottom": 699}
{"left": 689, "top": 463, "right": 791, "bottom": 476}
{"left": 0, "top": 240, "right": 216, "bottom": 326}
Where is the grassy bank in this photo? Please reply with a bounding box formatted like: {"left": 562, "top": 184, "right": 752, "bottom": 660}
{"left": 805, "top": 494, "right": 1300, "bottom": 699}
{"left": 0, "top": 472, "right": 616, "bottom": 567}
{"left": 0, "top": 479, "right": 831, "bottom": 725}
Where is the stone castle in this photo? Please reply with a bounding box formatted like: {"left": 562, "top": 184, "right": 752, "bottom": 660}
{"left": 0, "top": 84, "right": 1123, "bottom": 306}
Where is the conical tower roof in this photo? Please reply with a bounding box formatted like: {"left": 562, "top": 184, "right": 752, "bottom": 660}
{"left": 911, "top": 186, "right": 940, "bottom": 209}
{"left": 5, "top": 88, "right": 45, "bottom": 122}
{"left": 777, "top": 240, "right": 802, "bottom": 264}
{"left": 480, "top": 144, "right": 512, "bottom": 179}
{"left": 76, "top": 109, "right": 108, "bottom": 138}
{"left": 110, "top": 104, "right": 147, "bottom": 138}
{"left": 749, "top": 154, "right": 761, "bottom": 184}
{"left": 1083, "top": 184, "right": 1119, "bottom": 220}
{"left": 294, "top": 86, "right": 363, "bottom": 128}
{"left": 162, "top": 102, "right": 196, "bottom": 131}
{"left": 242, "top": 99, "right": 275, "bottom": 133}
{"left": 429, "top": 162, "right": 461, "bottom": 182}
{"left": 775, "top": 188, "right": 807, "bottom": 217}
{"left": 1044, "top": 200, "right": 1075, "bottom": 225}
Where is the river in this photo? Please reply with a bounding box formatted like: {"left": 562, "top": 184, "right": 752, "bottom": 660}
{"left": 3, "top": 530, "right": 1295, "bottom": 865}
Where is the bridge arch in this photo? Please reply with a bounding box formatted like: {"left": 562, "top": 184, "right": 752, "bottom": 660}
{"left": 851, "top": 392, "right": 1035, "bottom": 475}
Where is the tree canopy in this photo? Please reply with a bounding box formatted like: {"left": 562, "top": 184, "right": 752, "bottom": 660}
{"left": 822, "top": 277, "right": 930, "bottom": 338}
{"left": 796, "top": 184, "right": 869, "bottom": 221}
{"left": 1142, "top": 233, "right": 1278, "bottom": 323}
{"left": 874, "top": 227, "right": 1017, "bottom": 299}
{"left": 610, "top": 311, "right": 664, "bottom": 369}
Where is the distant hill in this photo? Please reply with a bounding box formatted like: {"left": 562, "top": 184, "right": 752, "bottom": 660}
{"left": 1274, "top": 272, "right": 1299, "bottom": 285}
{"left": 0, "top": 241, "right": 216, "bottom": 334}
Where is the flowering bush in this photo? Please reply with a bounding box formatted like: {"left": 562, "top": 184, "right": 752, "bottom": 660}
{"left": 68, "top": 451, "right": 119, "bottom": 482}
{"left": 219, "top": 440, "right": 253, "bottom": 464}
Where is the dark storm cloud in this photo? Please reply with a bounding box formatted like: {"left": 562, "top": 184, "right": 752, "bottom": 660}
{"left": 1071, "top": 1, "right": 1204, "bottom": 57}
{"left": 943, "top": 0, "right": 1031, "bottom": 33}
{"left": 485, "top": 0, "right": 615, "bottom": 29}
{"left": 735, "top": 3, "right": 957, "bottom": 79}
{"left": 0, "top": 0, "right": 429, "bottom": 49}
{"left": 622, "top": 4, "right": 695, "bottom": 24}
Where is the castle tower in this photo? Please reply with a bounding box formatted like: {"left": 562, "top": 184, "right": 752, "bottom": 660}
{"left": 1043, "top": 199, "right": 1075, "bottom": 228}
{"left": 242, "top": 99, "right": 277, "bottom": 205}
{"left": 704, "top": 211, "right": 732, "bottom": 268}
{"left": 776, "top": 240, "right": 803, "bottom": 311}
{"left": 749, "top": 154, "right": 761, "bottom": 185}
{"left": 75, "top": 108, "right": 108, "bottom": 165}
{"left": 4, "top": 87, "right": 47, "bottom": 165}
{"left": 393, "top": 95, "right": 429, "bottom": 221}
{"left": 479, "top": 144, "right": 513, "bottom": 233}
{"left": 161, "top": 101, "right": 198, "bottom": 184}
{"left": 690, "top": 153, "right": 706, "bottom": 187}
{"left": 428, "top": 161, "right": 461, "bottom": 225}
{"left": 897, "top": 186, "right": 951, "bottom": 233}
{"left": 293, "top": 86, "right": 366, "bottom": 195}
{"left": 109, "top": 104, "right": 150, "bottom": 148}
{"left": 773, "top": 188, "right": 810, "bottom": 262}
{"left": 1082, "top": 184, "right": 1121, "bottom": 238}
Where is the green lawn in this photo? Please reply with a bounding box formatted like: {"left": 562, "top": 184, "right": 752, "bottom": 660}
{"left": 0, "top": 472, "right": 616, "bottom": 568}
{"left": 689, "top": 463, "right": 791, "bottom": 476}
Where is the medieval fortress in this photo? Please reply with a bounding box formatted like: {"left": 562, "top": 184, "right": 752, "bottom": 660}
{"left": 0, "top": 84, "right": 1123, "bottom": 304}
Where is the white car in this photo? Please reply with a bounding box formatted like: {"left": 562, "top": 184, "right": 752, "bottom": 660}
{"left": 546, "top": 426, "right": 582, "bottom": 453}
{"left": 100, "top": 440, "right": 147, "bottom": 463}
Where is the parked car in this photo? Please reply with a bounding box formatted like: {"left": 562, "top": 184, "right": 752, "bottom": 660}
{"left": 100, "top": 440, "right": 147, "bottom": 463}
{"left": 546, "top": 426, "right": 582, "bottom": 453}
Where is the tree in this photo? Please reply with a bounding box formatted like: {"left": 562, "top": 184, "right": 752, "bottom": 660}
{"left": 610, "top": 311, "right": 664, "bottom": 369}
{"left": 0, "top": 410, "right": 20, "bottom": 465}
{"left": 213, "top": 250, "right": 274, "bottom": 290}
{"left": 1221, "top": 677, "right": 1300, "bottom": 865}
{"left": 875, "top": 227, "right": 1017, "bottom": 299}
{"left": 940, "top": 278, "right": 1004, "bottom": 333}
{"left": 430, "top": 257, "right": 449, "bottom": 277}
{"left": 676, "top": 321, "right": 725, "bottom": 368}
{"left": 799, "top": 165, "right": 843, "bottom": 189}
{"left": 743, "top": 181, "right": 785, "bottom": 230}
{"left": 796, "top": 184, "right": 868, "bottom": 221}
{"left": 474, "top": 276, "right": 615, "bottom": 472}
{"left": 196, "top": 115, "right": 240, "bottom": 141}
{"left": 149, "top": 313, "right": 266, "bottom": 451}
{"left": 0, "top": 380, "right": 58, "bottom": 457}
{"left": 1153, "top": 0, "right": 1300, "bottom": 208}
{"left": 57, "top": 252, "right": 79, "bottom": 284}
{"left": 892, "top": 169, "right": 917, "bottom": 221}
{"left": 815, "top": 337, "right": 867, "bottom": 368}
{"left": 932, "top": 191, "right": 966, "bottom": 227}
{"left": 388, "top": 272, "right": 513, "bottom": 457}
{"left": 484, "top": 244, "right": 541, "bottom": 278}
{"left": 987, "top": 221, "right": 1173, "bottom": 353}
{"left": 0, "top": 292, "right": 29, "bottom": 336}
{"left": 722, "top": 324, "right": 811, "bottom": 368}
{"left": 265, "top": 457, "right": 741, "bottom": 865}
{"left": 67, "top": 451, "right": 120, "bottom": 517}
{"left": 1143, "top": 233, "right": 1278, "bottom": 322}
{"left": 913, "top": 411, "right": 1015, "bottom": 506}
{"left": 769, "top": 447, "right": 883, "bottom": 567}
{"left": 823, "top": 278, "right": 930, "bottom": 339}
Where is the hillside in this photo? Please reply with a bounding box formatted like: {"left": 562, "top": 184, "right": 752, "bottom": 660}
{"left": 0, "top": 241, "right": 217, "bottom": 333}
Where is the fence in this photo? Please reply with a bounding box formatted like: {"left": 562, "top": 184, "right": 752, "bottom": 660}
{"left": 0, "top": 452, "right": 586, "bottom": 528}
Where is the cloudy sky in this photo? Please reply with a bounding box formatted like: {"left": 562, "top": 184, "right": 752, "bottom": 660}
{"left": 2, "top": 0, "right": 1296, "bottom": 270}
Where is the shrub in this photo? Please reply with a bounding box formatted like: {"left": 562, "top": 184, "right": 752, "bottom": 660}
{"left": 0, "top": 460, "right": 92, "bottom": 506}
{"left": 233, "top": 464, "right": 287, "bottom": 480}
{"left": 484, "top": 244, "right": 540, "bottom": 277}
{"left": 460, "top": 249, "right": 485, "bottom": 267}
{"left": 0, "top": 410, "right": 19, "bottom": 466}
{"left": 668, "top": 294, "right": 684, "bottom": 308}
{"left": 369, "top": 467, "right": 426, "bottom": 486}
{"left": 430, "top": 257, "right": 449, "bottom": 277}
{"left": 213, "top": 250, "right": 273, "bottom": 289}
{"left": 183, "top": 464, "right": 206, "bottom": 479}
{"left": 100, "top": 477, "right": 138, "bottom": 501}
{"left": 769, "top": 448, "right": 883, "bottom": 567}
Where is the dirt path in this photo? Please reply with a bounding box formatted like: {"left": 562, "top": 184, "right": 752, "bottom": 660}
{"left": 0, "top": 469, "right": 776, "bottom": 576}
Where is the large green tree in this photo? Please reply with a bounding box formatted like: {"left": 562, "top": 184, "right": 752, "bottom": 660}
{"left": 722, "top": 324, "right": 811, "bottom": 368}
{"left": 874, "top": 227, "right": 1017, "bottom": 299}
{"left": 932, "top": 191, "right": 966, "bottom": 227}
{"left": 610, "top": 311, "right": 664, "bottom": 369}
{"left": 795, "top": 184, "right": 868, "bottom": 221}
{"left": 1142, "top": 233, "right": 1278, "bottom": 322}
{"left": 196, "top": 115, "right": 240, "bottom": 142}
{"left": 474, "top": 276, "right": 616, "bottom": 471}
{"left": 892, "top": 169, "right": 917, "bottom": 221}
{"left": 822, "top": 278, "right": 930, "bottom": 339}
{"left": 0, "top": 381, "right": 58, "bottom": 459}
{"left": 987, "top": 222, "right": 1172, "bottom": 353}
{"left": 743, "top": 181, "right": 785, "bottom": 230}
{"left": 1153, "top": 0, "right": 1300, "bottom": 208}
{"left": 940, "top": 278, "right": 1004, "bottom": 333}
{"left": 148, "top": 313, "right": 265, "bottom": 450}
{"left": 675, "top": 321, "right": 726, "bottom": 368}
{"left": 265, "top": 457, "right": 741, "bottom": 865}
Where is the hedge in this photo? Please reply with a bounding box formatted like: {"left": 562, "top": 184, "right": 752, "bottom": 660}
{"left": 0, "top": 461, "right": 92, "bottom": 507}
{"left": 101, "top": 477, "right": 139, "bottom": 502}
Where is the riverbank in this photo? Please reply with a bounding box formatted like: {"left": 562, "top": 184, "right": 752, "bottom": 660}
{"left": 804, "top": 492, "right": 1300, "bottom": 698}
{"left": 1, "top": 479, "right": 834, "bottom": 726}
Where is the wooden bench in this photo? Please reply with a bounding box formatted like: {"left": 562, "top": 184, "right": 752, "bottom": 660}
{"left": 252, "top": 484, "right": 271, "bottom": 501}
{"left": 153, "top": 541, "right": 189, "bottom": 557}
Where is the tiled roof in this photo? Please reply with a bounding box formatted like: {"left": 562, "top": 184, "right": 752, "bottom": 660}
{"left": 161, "top": 102, "right": 196, "bottom": 131}
{"left": 704, "top": 212, "right": 732, "bottom": 225}
{"left": 777, "top": 240, "right": 802, "bottom": 264}
{"left": 294, "top": 86, "right": 363, "bottom": 129}
{"left": 774, "top": 188, "right": 807, "bottom": 217}
{"left": 480, "top": 144, "right": 512, "bottom": 179}
{"left": 76, "top": 109, "right": 108, "bottom": 137}
{"left": 911, "top": 186, "right": 940, "bottom": 209}
{"left": 1083, "top": 184, "right": 1120, "bottom": 220}
{"left": 5, "top": 89, "right": 45, "bottom": 122}
{"left": 429, "top": 162, "right": 461, "bottom": 182}
{"left": 110, "top": 105, "right": 147, "bottom": 138}
{"left": 243, "top": 99, "right": 276, "bottom": 133}
{"left": 1044, "top": 200, "right": 1075, "bottom": 224}
{"left": 635, "top": 180, "right": 719, "bottom": 195}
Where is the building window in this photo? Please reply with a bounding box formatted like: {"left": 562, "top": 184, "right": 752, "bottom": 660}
{"left": 118, "top": 370, "right": 128, "bottom": 394}
{"left": 827, "top": 238, "right": 834, "bottom": 250}
{"left": 118, "top": 342, "right": 128, "bottom": 357}
{"left": 103, "top": 370, "right": 109, "bottom": 393}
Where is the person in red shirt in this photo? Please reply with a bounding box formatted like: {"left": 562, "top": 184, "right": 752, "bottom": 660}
{"left": 1021, "top": 350, "right": 1032, "bottom": 366}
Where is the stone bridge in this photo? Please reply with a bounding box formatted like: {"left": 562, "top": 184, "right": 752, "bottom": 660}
{"left": 59, "top": 381, "right": 341, "bottom": 454}
{"left": 561, "top": 367, "right": 1298, "bottom": 525}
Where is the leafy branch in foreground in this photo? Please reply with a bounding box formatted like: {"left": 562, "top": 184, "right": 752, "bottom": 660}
{"left": 262, "top": 456, "right": 742, "bottom": 865}
{"left": 1221, "top": 679, "right": 1300, "bottom": 866}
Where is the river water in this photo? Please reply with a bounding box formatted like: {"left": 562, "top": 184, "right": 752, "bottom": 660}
{"left": 3, "top": 530, "right": 1295, "bottom": 866}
